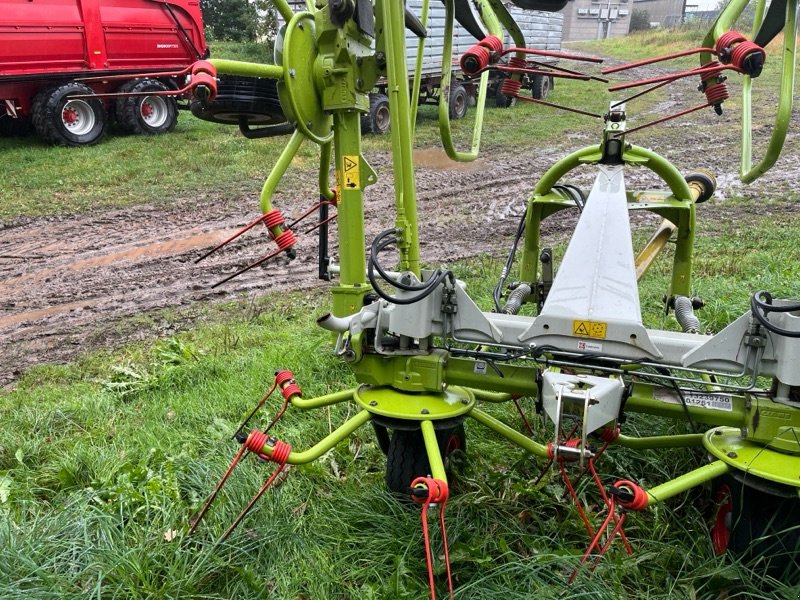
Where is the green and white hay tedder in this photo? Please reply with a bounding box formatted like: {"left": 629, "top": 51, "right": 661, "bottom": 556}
{"left": 163, "top": 0, "right": 800, "bottom": 593}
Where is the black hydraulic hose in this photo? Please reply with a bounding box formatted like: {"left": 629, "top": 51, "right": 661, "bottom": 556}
{"left": 493, "top": 208, "right": 528, "bottom": 312}
{"left": 751, "top": 291, "right": 800, "bottom": 338}
{"left": 368, "top": 228, "right": 453, "bottom": 305}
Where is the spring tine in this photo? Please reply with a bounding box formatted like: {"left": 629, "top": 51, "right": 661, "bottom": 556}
{"left": 195, "top": 215, "right": 268, "bottom": 264}
{"left": 188, "top": 444, "right": 249, "bottom": 535}
{"left": 610, "top": 79, "right": 672, "bottom": 109}
{"left": 210, "top": 245, "right": 284, "bottom": 288}
{"left": 301, "top": 213, "right": 338, "bottom": 235}
{"left": 495, "top": 64, "right": 592, "bottom": 81}
{"left": 527, "top": 59, "right": 609, "bottom": 83}
{"left": 286, "top": 200, "right": 336, "bottom": 230}
{"left": 231, "top": 380, "right": 278, "bottom": 441}
{"left": 218, "top": 464, "right": 289, "bottom": 542}
{"left": 601, "top": 47, "right": 714, "bottom": 75}
{"left": 609, "top": 63, "right": 733, "bottom": 92}
{"left": 612, "top": 101, "right": 711, "bottom": 137}
{"left": 505, "top": 47, "right": 604, "bottom": 63}
{"left": 514, "top": 94, "right": 603, "bottom": 119}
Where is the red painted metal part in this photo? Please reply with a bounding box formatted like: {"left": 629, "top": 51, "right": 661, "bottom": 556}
{"left": 0, "top": 0, "right": 207, "bottom": 117}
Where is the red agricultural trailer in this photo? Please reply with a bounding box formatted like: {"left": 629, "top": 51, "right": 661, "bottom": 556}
{"left": 0, "top": 0, "right": 208, "bottom": 146}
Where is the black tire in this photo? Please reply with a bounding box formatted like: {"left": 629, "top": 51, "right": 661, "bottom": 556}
{"left": 711, "top": 476, "right": 799, "bottom": 582}
{"left": 531, "top": 74, "right": 552, "bottom": 100}
{"left": 361, "top": 93, "right": 390, "bottom": 134}
{"left": 115, "top": 79, "right": 177, "bottom": 135}
{"left": 190, "top": 75, "right": 285, "bottom": 126}
{"left": 449, "top": 83, "right": 468, "bottom": 120}
{"left": 494, "top": 82, "right": 514, "bottom": 108}
{"left": 32, "top": 82, "right": 106, "bottom": 147}
{"left": 385, "top": 424, "right": 466, "bottom": 499}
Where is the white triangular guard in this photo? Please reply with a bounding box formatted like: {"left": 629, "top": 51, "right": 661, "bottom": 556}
{"left": 521, "top": 165, "right": 662, "bottom": 359}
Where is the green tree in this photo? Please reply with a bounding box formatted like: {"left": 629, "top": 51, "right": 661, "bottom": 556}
{"left": 629, "top": 8, "right": 652, "bottom": 32}
{"left": 201, "top": 0, "right": 259, "bottom": 41}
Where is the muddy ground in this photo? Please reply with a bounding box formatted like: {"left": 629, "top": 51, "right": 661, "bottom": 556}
{"left": 3, "top": 71, "right": 800, "bottom": 385}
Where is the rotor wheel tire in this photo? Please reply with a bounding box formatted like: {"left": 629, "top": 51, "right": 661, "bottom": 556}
{"left": 116, "top": 79, "right": 177, "bottom": 135}
{"left": 531, "top": 74, "right": 552, "bottom": 100}
{"left": 32, "top": 82, "right": 106, "bottom": 147}
{"left": 362, "top": 93, "right": 390, "bottom": 134}
{"left": 449, "top": 83, "right": 468, "bottom": 120}
{"left": 711, "top": 476, "right": 799, "bottom": 582}
{"left": 385, "top": 424, "right": 466, "bottom": 500}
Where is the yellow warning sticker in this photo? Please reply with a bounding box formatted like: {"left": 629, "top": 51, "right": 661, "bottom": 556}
{"left": 343, "top": 155, "right": 360, "bottom": 190}
{"left": 573, "top": 320, "right": 607, "bottom": 339}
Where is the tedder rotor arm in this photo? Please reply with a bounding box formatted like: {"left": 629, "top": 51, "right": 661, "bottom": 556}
{"left": 703, "top": 0, "right": 798, "bottom": 183}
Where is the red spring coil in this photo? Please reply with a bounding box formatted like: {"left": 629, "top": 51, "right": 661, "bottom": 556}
{"left": 715, "top": 30, "right": 746, "bottom": 57}
{"left": 700, "top": 62, "right": 729, "bottom": 106}
{"left": 479, "top": 35, "right": 504, "bottom": 54}
{"left": 730, "top": 40, "right": 765, "bottom": 72}
{"left": 411, "top": 476, "right": 449, "bottom": 504}
{"left": 270, "top": 440, "right": 292, "bottom": 464}
{"left": 273, "top": 229, "right": 297, "bottom": 251}
{"left": 546, "top": 438, "right": 582, "bottom": 461}
{"left": 263, "top": 209, "right": 285, "bottom": 229}
{"left": 613, "top": 480, "right": 649, "bottom": 511}
{"left": 245, "top": 429, "right": 269, "bottom": 454}
{"left": 275, "top": 370, "right": 294, "bottom": 386}
{"left": 500, "top": 57, "right": 526, "bottom": 97}
{"left": 460, "top": 44, "right": 491, "bottom": 76}
{"left": 598, "top": 426, "right": 620, "bottom": 443}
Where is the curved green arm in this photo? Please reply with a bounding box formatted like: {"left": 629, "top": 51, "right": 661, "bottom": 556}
{"left": 532, "top": 144, "right": 692, "bottom": 200}
{"left": 438, "top": 0, "right": 499, "bottom": 161}
{"left": 740, "top": 0, "right": 796, "bottom": 183}
{"left": 410, "top": 0, "right": 432, "bottom": 134}
{"left": 256, "top": 409, "right": 371, "bottom": 464}
{"left": 614, "top": 433, "right": 704, "bottom": 449}
{"left": 259, "top": 129, "right": 304, "bottom": 237}
{"left": 290, "top": 388, "right": 355, "bottom": 409}
{"left": 469, "top": 408, "right": 550, "bottom": 458}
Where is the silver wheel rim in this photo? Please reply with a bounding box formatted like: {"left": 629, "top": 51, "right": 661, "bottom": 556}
{"left": 61, "top": 99, "right": 95, "bottom": 136}
{"left": 454, "top": 92, "right": 466, "bottom": 116}
{"left": 375, "top": 105, "right": 390, "bottom": 132}
{"left": 140, "top": 96, "right": 169, "bottom": 128}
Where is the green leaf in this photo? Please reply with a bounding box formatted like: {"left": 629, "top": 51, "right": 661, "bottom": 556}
{"left": 14, "top": 448, "right": 24, "bottom": 465}
{"left": 0, "top": 474, "right": 10, "bottom": 503}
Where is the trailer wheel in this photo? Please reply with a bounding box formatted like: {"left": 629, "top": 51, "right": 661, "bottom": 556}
{"left": 385, "top": 424, "right": 466, "bottom": 500}
{"left": 32, "top": 83, "right": 106, "bottom": 147}
{"left": 710, "top": 476, "right": 799, "bottom": 581}
{"left": 531, "top": 74, "right": 552, "bottom": 100}
{"left": 449, "top": 83, "right": 468, "bottom": 119}
{"left": 116, "top": 79, "right": 177, "bottom": 135}
{"left": 362, "top": 93, "right": 390, "bottom": 134}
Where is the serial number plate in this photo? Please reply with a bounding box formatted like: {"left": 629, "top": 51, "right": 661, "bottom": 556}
{"left": 654, "top": 390, "right": 733, "bottom": 412}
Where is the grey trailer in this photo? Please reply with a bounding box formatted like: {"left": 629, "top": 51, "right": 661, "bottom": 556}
{"left": 362, "top": 0, "right": 563, "bottom": 132}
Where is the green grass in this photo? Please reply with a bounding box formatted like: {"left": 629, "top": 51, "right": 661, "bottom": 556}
{"left": 3, "top": 205, "right": 800, "bottom": 596}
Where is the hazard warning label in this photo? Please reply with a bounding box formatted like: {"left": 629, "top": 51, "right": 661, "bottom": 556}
{"left": 572, "top": 320, "right": 607, "bottom": 339}
{"left": 343, "top": 155, "right": 360, "bottom": 190}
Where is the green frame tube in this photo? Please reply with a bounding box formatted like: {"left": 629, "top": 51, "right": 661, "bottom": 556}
{"left": 643, "top": 460, "right": 730, "bottom": 506}
{"left": 469, "top": 408, "right": 549, "bottom": 458}
{"left": 421, "top": 420, "right": 448, "bottom": 481}
{"left": 256, "top": 409, "right": 372, "bottom": 464}
{"left": 290, "top": 388, "right": 356, "bottom": 409}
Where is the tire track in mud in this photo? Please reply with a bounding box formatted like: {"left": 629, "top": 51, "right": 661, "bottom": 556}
{"left": 3, "top": 76, "right": 800, "bottom": 384}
